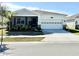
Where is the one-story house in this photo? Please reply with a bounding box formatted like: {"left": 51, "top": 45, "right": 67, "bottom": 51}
{"left": 8, "top": 8, "right": 68, "bottom": 31}
{"left": 68, "top": 14, "right": 79, "bottom": 29}
{"left": 64, "top": 16, "right": 75, "bottom": 29}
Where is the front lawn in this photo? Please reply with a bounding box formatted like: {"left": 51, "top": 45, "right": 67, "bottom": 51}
{"left": 65, "top": 29, "right": 79, "bottom": 35}
{"left": 0, "top": 37, "right": 45, "bottom": 42}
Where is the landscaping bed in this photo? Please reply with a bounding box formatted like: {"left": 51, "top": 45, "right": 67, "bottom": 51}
{"left": 0, "top": 29, "right": 44, "bottom": 35}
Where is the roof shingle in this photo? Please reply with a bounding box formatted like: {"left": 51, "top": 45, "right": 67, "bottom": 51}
{"left": 32, "top": 10, "right": 68, "bottom": 16}
{"left": 14, "top": 8, "right": 37, "bottom": 16}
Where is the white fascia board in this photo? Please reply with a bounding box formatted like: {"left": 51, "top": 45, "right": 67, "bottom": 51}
{"left": 13, "top": 15, "right": 38, "bottom": 16}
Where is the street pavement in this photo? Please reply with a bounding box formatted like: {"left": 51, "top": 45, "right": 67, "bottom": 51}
{"left": 0, "top": 42, "right": 79, "bottom": 56}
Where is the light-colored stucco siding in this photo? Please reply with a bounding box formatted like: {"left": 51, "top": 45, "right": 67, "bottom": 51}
{"left": 66, "top": 22, "right": 75, "bottom": 29}
{"left": 37, "top": 14, "right": 67, "bottom": 29}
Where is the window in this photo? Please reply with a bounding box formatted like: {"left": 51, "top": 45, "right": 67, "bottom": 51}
{"left": 21, "top": 17, "right": 25, "bottom": 24}
{"left": 41, "top": 22, "right": 46, "bottom": 24}
{"left": 21, "top": 20, "right": 24, "bottom": 24}
{"left": 13, "top": 19, "right": 16, "bottom": 25}
{"left": 64, "top": 20, "right": 66, "bottom": 22}
{"left": 17, "top": 18, "right": 20, "bottom": 24}
{"left": 51, "top": 17, "right": 53, "bottom": 18}
{"left": 41, "top": 22, "right": 62, "bottom": 24}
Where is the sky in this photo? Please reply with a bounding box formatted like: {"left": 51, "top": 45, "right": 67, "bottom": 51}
{"left": 3, "top": 2, "right": 79, "bottom": 15}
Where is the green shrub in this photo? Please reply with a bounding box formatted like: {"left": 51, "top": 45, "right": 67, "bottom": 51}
{"left": 37, "top": 25, "right": 42, "bottom": 31}
{"left": 7, "top": 23, "right": 42, "bottom": 32}
{"left": 25, "top": 25, "right": 28, "bottom": 30}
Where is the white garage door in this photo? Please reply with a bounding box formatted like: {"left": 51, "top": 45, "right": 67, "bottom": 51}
{"left": 41, "top": 24, "right": 63, "bottom": 29}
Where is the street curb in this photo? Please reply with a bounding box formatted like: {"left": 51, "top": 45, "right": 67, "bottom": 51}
{"left": 2, "top": 41, "right": 79, "bottom": 44}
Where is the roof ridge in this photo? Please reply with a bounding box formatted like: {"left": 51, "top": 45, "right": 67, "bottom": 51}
{"left": 33, "top": 9, "right": 68, "bottom": 16}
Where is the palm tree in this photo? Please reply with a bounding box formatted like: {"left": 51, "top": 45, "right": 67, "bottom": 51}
{"left": 0, "top": 3, "right": 14, "bottom": 52}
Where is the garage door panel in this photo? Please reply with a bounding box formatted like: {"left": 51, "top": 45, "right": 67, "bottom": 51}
{"left": 41, "top": 24, "right": 63, "bottom": 29}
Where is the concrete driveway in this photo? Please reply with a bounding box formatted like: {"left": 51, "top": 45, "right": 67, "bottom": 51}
{"left": 42, "top": 29, "right": 79, "bottom": 42}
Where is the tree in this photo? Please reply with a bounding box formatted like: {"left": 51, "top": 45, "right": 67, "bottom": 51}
{"left": 0, "top": 3, "right": 14, "bottom": 52}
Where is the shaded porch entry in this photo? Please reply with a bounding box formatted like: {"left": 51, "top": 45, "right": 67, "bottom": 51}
{"left": 8, "top": 16, "right": 40, "bottom": 31}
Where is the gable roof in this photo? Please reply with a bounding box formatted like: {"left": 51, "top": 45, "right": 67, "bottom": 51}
{"left": 70, "top": 13, "right": 79, "bottom": 19}
{"left": 32, "top": 10, "right": 68, "bottom": 16}
{"left": 13, "top": 8, "right": 68, "bottom": 16}
{"left": 13, "top": 8, "right": 37, "bottom": 16}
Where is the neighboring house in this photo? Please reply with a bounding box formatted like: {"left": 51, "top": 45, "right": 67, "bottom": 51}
{"left": 9, "top": 8, "right": 68, "bottom": 31}
{"left": 69, "top": 14, "right": 79, "bottom": 29}
{"left": 64, "top": 16, "right": 75, "bottom": 29}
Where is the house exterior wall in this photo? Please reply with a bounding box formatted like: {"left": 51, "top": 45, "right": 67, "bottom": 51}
{"left": 66, "top": 18, "right": 79, "bottom": 29}
{"left": 11, "top": 14, "right": 67, "bottom": 30}
{"left": 65, "top": 22, "right": 75, "bottom": 29}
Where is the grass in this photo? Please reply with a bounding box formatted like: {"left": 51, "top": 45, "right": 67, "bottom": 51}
{"left": 0, "top": 37, "right": 45, "bottom": 42}
{"left": 64, "top": 24, "right": 79, "bottom": 35}
{"left": 65, "top": 29, "right": 79, "bottom": 35}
